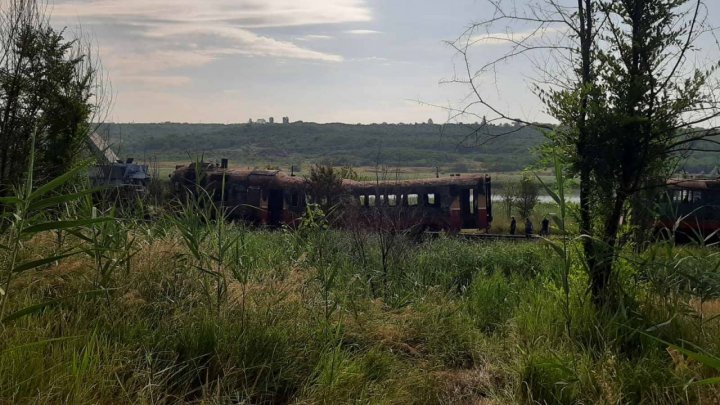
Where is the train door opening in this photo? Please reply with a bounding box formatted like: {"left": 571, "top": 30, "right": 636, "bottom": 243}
{"left": 268, "top": 189, "right": 284, "bottom": 226}
{"left": 460, "top": 188, "right": 477, "bottom": 228}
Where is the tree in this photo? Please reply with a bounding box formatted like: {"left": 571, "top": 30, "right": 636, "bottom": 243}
{"left": 501, "top": 182, "right": 516, "bottom": 219}
{"left": 450, "top": 0, "right": 720, "bottom": 308}
{"left": 0, "top": 0, "right": 103, "bottom": 194}
{"left": 306, "top": 164, "right": 347, "bottom": 213}
{"left": 513, "top": 174, "right": 539, "bottom": 219}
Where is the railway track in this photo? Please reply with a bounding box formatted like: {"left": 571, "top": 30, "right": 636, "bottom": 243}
{"left": 460, "top": 233, "right": 541, "bottom": 241}
{"left": 423, "top": 231, "right": 541, "bottom": 241}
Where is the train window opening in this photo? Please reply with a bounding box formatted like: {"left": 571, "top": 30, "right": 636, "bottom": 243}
{"left": 469, "top": 188, "right": 475, "bottom": 214}
{"left": 379, "top": 195, "right": 385, "bottom": 205}
{"left": 427, "top": 193, "right": 437, "bottom": 207}
{"left": 673, "top": 190, "right": 686, "bottom": 202}
{"left": 408, "top": 194, "right": 419, "bottom": 206}
{"left": 359, "top": 195, "right": 366, "bottom": 206}
{"left": 369, "top": 195, "right": 376, "bottom": 206}
{"left": 247, "top": 187, "right": 261, "bottom": 207}
{"left": 389, "top": 195, "right": 397, "bottom": 207}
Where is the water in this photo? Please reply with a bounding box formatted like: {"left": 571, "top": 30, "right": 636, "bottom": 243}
{"left": 492, "top": 195, "right": 580, "bottom": 204}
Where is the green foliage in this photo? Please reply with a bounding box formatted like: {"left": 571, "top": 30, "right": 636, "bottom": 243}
{"left": 306, "top": 164, "right": 346, "bottom": 212}
{"left": 1, "top": 160, "right": 720, "bottom": 403}
{"left": 466, "top": 271, "right": 521, "bottom": 333}
{"left": 0, "top": 135, "right": 110, "bottom": 323}
{"left": 519, "top": 352, "right": 583, "bottom": 405}
{"left": 513, "top": 173, "right": 540, "bottom": 219}
{"left": 101, "top": 122, "right": 545, "bottom": 171}
{"left": 536, "top": 0, "right": 720, "bottom": 308}
{"left": 97, "top": 122, "right": 720, "bottom": 174}
{"left": 0, "top": 3, "right": 100, "bottom": 193}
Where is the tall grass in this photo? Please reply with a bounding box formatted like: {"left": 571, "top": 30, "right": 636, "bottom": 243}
{"left": 1, "top": 164, "right": 720, "bottom": 403}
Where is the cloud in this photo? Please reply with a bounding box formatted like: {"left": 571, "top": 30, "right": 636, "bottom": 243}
{"left": 142, "top": 24, "right": 343, "bottom": 62}
{"left": 104, "top": 49, "right": 216, "bottom": 75}
{"left": 52, "top": 1, "right": 362, "bottom": 62}
{"left": 51, "top": 0, "right": 367, "bottom": 88}
{"left": 296, "top": 34, "right": 333, "bottom": 41}
{"left": 52, "top": 0, "right": 372, "bottom": 28}
{"left": 345, "top": 29, "right": 381, "bottom": 35}
{"left": 114, "top": 75, "right": 193, "bottom": 88}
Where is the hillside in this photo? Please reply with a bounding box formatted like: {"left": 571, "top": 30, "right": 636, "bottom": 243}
{"left": 98, "top": 122, "right": 719, "bottom": 173}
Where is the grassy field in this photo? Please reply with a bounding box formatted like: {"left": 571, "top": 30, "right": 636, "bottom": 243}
{"left": 2, "top": 203, "right": 720, "bottom": 403}
{"left": 1, "top": 155, "right": 718, "bottom": 403}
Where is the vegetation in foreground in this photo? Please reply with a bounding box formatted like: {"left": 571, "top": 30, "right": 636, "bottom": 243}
{"left": 2, "top": 199, "right": 720, "bottom": 403}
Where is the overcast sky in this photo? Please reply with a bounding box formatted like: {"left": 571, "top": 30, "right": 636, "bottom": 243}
{"left": 51, "top": 0, "right": 719, "bottom": 124}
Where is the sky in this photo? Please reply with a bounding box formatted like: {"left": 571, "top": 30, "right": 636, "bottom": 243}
{"left": 50, "top": 0, "right": 720, "bottom": 124}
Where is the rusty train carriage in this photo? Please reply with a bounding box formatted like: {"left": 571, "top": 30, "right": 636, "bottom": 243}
{"left": 659, "top": 178, "right": 720, "bottom": 238}
{"left": 171, "top": 162, "right": 493, "bottom": 233}
{"left": 345, "top": 176, "right": 492, "bottom": 232}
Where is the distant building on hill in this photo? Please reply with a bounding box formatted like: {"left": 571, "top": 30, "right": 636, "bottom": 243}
{"left": 427, "top": 118, "right": 434, "bottom": 125}
{"left": 269, "top": 117, "right": 274, "bottom": 124}
{"left": 282, "top": 116, "right": 289, "bottom": 124}
{"left": 256, "top": 118, "right": 267, "bottom": 124}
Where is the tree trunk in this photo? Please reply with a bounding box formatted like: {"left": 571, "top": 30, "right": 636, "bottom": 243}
{"left": 577, "top": 0, "right": 598, "bottom": 293}
{"left": 591, "top": 191, "right": 626, "bottom": 308}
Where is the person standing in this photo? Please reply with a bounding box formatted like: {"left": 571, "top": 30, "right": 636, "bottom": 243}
{"left": 525, "top": 218, "right": 533, "bottom": 237}
{"left": 510, "top": 216, "right": 517, "bottom": 235}
{"left": 541, "top": 217, "right": 550, "bottom": 236}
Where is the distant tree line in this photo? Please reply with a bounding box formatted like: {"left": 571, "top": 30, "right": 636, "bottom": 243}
{"left": 98, "top": 121, "right": 718, "bottom": 174}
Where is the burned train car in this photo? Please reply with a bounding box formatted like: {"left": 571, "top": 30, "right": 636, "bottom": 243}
{"left": 171, "top": 162, "right": 308, "bottom": 227}
{"left": 657, "top": 178, "right": 720, "bottom": 238}
{"left": 170, "top": 162, "right": 492, "bottom": 233}
{"left": 344, "top": 176, "right": 493, "bottom": 232}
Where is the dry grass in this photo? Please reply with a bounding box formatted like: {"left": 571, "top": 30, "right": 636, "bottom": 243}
{"left": 2, "top": 228, "right": 720, "bottom": 404}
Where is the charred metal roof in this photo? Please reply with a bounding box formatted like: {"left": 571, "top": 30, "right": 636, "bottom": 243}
{"left": 343, "top": 175, "right": 488, "bottom": 191}
{"left": 667, "top": 178, "right": 720, "bottom": 190}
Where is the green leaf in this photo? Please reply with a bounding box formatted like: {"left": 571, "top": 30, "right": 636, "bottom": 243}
{"left": 669, "top": 344, "right": 720, "bottom": 371}
{"left": 0, "top": 196, "right": 22, "bottom": 205}
{"left": 64, "top": 228, "right": 94, "bottom": 244}
{"left": 535, "top": 173, "right": 562, "bottom": 206}
{"left": 23, "top": 217, "right": 113, "bottom": 234}
{"left": 694, "top": 376, "right": 720, "bottom": 386}
{"left": 0, "top": 336, "right": 81, "bottom": 355}
{"left": 28, "top": 161, "right": 91, "bottom": 202}
{"left": 29, "top": 188, "right": 102, "bottom": 212}
{"left": 12, "top": 252, "right": 79, "bottom": 273}
{"left": 1, "top": 289, "right": 115, "bottom": 324}
{"left": 543, "top": 239, "right": 565, "bottom": 257}
{"left": 551, "top": 214, "right": 565, "bottom": 232}
{"left": 638, "top": 328, "right": 720, "bottom": 372}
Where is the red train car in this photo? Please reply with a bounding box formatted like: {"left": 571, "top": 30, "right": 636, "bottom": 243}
{"left": 657, "top": 178, "right": 720, "bottom": 239}
{"left": 170, "top": 162, "right": 493, "bottom": 233}
{"left": 344, "top": 175, "right": 493, "bottom": 232}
